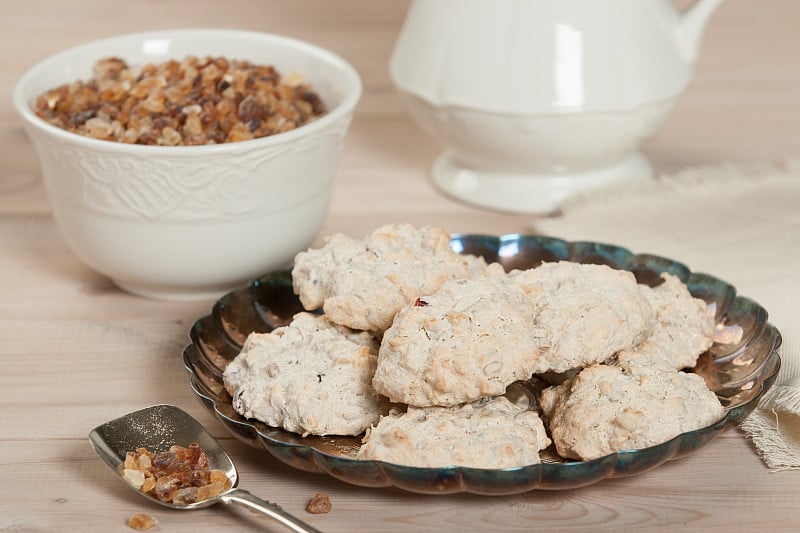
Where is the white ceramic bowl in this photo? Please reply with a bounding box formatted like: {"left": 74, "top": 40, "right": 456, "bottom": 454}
{"left": 13, "top": 29, "right": 361, "bottom": 300}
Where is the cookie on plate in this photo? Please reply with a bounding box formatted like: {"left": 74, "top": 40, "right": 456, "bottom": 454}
{"left": 223, "top": 312, "right": 390, "bottom": 437}
{"left": 291, "top": 224, "right": 487, "bottom": 332}
{"left": 372, "top": 264, "right": 550, "bottom": 406}
{"left": 617, "top": 273, "right": 715, "bottom": 369}
{"left": 510, "top": 261, "right": 655, "bottom": 374}
{"left": 539, "top": 357, "right": 724, "bottom": 461}
{"left": 357, "top": 396, "right": 551, "bottom": 469}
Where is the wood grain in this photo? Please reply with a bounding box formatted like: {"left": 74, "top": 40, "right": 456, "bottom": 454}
{"left": 1, "top": 1, "right": 798, "bottom": 531}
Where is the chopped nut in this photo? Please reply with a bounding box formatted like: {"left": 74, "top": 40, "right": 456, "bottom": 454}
{"left": 127, "top": 513, "right": 158, "bottom": 530}
{"left": 306, "top": 493, "right": 332, "bottom": 514}
{"left": 35, "top": 56, "right": 326, "bottom": 146}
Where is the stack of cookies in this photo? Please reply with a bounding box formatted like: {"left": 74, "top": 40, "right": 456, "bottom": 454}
{"left": 223, "top": 224, "right": 724, "bottom": 468}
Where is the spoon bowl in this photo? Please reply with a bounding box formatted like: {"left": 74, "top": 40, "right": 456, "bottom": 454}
{"left": 89, "top": 404, "right": 321, "bottom": 532}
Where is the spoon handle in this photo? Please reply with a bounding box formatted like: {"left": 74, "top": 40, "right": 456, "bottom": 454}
{"left": 220, "top": 488, "right": 323, "bottom": 533}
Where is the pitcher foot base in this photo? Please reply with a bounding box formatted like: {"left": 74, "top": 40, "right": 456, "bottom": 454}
{"left": 430, "top": 152, "right": 654, "bottom": 215}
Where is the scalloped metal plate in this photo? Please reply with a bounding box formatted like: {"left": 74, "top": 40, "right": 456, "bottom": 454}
{"left": 182, "top": 234, "right": 781, "bottom": 494}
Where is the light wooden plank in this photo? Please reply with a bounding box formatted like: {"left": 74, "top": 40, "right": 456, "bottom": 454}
{"left": 2, "top": 1, "right": 799, "bottom": 531}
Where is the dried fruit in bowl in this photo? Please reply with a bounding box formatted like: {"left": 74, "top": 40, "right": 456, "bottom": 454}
{"left": 35, "top": 56, "right": 325, "bottom": 145}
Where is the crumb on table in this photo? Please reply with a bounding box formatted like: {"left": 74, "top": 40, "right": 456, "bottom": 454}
{"left": 306, "top": 493, "right": 332, "bottom": 514}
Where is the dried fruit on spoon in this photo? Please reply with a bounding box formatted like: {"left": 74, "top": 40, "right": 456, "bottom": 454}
{"left": 119, "top": 442, "right": 232, "bottom": 504}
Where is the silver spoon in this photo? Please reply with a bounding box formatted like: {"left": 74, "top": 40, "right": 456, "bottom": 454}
{"left": 89, "top": 404, "right": 322, "bottom": 533}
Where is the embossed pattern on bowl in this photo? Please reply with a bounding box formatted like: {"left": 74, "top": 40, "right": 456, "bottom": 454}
{"left": 13, "top": 29, "right": 362, "bottom": 300}
{"left": 182, "top": 234, "right": 782, "bottom": 494}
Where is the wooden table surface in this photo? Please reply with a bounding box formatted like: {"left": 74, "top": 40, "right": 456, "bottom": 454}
{"left": 2, "top": 1, "right": 799, "bottom": 531}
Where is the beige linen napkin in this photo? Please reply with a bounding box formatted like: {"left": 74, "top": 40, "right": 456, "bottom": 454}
{"left": 531, "top": 161, "right": 800, "bottom": 470}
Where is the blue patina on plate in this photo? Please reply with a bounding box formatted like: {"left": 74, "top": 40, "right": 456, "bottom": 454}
{"left": 182, "top": 234, "right": 781, "bottom": 494}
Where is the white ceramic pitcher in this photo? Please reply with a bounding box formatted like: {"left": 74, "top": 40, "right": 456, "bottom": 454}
{"left": 391, "top": 0, "right": 723, "bottom": 214}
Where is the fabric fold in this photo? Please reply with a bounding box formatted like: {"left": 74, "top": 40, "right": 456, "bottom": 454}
{"left": 741, "top": 380, "right": 800, "bottom": 470}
